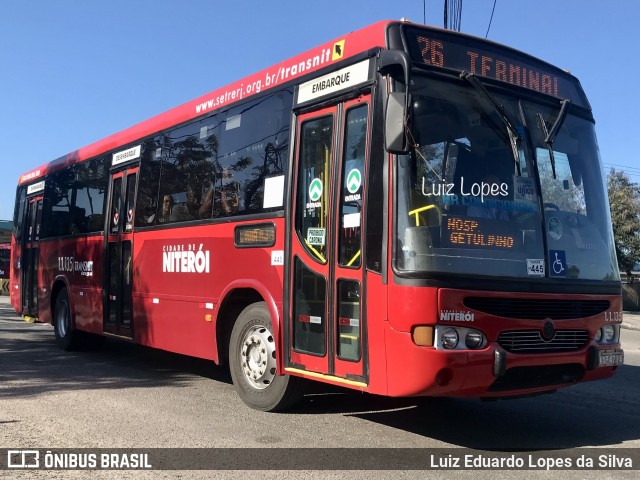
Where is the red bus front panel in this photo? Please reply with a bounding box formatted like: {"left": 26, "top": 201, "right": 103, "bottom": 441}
{"left": 382, "top": 287, "right": 621, "bottom": 398}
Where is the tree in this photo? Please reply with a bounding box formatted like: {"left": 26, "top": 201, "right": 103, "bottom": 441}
{"left": 607, "top": 169, "right": 640, "bottom": 280}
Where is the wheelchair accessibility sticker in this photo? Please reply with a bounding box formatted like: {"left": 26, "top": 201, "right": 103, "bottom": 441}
{"left": 549, "top": 250, "right": 567, "bottom": 277}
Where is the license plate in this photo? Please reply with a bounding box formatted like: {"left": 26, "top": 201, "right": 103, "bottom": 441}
{"left": 598, "top": 350, "right": 624, "bottom": 367}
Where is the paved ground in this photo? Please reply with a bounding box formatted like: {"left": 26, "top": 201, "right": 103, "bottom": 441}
{"left": 622, "top": 310, "right": 640, "bottom": 331}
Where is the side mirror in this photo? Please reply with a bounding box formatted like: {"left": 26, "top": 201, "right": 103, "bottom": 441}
{"left": 378, "top": 50, "right": 412, "bottom": 155}
{"left": 385, "top": 92, "right": 411, "bottom": 154}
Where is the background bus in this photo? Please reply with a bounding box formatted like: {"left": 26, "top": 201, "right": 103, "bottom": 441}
{"left": 11, "top": 19, "right": 622, "bottom": 411}
{"left": 0, "top": 244, "right": 10, "bottom": 296}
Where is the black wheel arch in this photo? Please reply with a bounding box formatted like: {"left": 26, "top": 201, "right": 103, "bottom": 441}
{"left": 215, "top": 287, "right": 265, "bottom": 365}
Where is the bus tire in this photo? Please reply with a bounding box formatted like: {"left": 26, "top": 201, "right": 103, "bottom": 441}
{"left": 53, "top": 289, "right": 80, "bottom": 351}
{"left": 229, "top": 302, "right": 305, "bottom": 412}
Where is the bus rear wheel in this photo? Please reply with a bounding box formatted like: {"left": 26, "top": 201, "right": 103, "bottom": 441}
{"left": 54, "top": 289, "right": 80, "bottom": 351}
{"left": 229, "top": 302, "right": 304, "bottom": 412}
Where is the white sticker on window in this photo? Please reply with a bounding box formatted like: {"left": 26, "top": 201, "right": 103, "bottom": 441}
{"left": 514, "top": 176, "right": 536, "bottom": 202}
{"left": 307, "top": 228, "right": 326, "bottom": 246}
{"left": 346, "top": 318, "right": 359, "bottom": 327}
{"left": 343, "top": 212, "right": 360, "bottom": 228}
{"left": 271, "top": 250, "right": 284, "bottom": 266}
{"left": 263, "top": 175, "right": 285, "bottom": 208}
{"left": 226, "top": 114, "right": 241, "bottom": 130}
{"left": 527, "top": 259, "right": 545, "bottom": 277}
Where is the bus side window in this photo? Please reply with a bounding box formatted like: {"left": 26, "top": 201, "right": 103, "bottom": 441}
{"left": 87, "top": 214, "right": 104, "bottom": 231}
{"left": 69, "top": 206, "right": 86, "bottom": 235}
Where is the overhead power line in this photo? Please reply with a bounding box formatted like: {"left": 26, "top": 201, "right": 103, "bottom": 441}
{"left": 444, "top": 0, "right": 462, "bottom": 31}
{"left": 604, "top": 163, "right": 640, "bottom": 176}
{"left": 485, "top": 0, "right": 497, "bottom": 38}
{"left": 444, "top": 0, "right": 448, "bottom": 29}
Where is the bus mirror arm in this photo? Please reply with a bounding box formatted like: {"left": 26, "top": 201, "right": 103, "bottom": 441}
{"left": 378, "top": 50, "right": 413, "bottom": 155}
{"left": 377, "top": 50, "right": 411, "bottom": 89}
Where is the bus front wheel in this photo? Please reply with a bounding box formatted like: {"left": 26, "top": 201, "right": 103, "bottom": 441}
{"left": 229, "top": 302, "right": 304, "bottom": 412}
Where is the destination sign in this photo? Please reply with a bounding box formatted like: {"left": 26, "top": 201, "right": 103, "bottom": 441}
{"left": 442, "top": 216, "right": 518, "bottom": 250}
{"left": 296, "top": 59, "right": 372, "bottom": 105}
{"left": 112, "top": 145, "right": 141, "bottom": 166}
{"left": 402, "top": 26, "right": 589, "bottom": 109}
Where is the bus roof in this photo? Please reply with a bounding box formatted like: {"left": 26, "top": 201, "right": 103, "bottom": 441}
{"left": 18, "top": 20, "right": 391, "bottom": 185}
{"left": 17, "top": 19, "right": 588, "bottom": 186}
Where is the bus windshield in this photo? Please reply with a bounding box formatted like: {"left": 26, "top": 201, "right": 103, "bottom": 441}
{"left": 396, "top": 75, "right": 619, "bottom": 281}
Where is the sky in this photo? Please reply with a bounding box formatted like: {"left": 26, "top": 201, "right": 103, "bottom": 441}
{"left": 1, "top": 0, "right": 639, "bottom": 221}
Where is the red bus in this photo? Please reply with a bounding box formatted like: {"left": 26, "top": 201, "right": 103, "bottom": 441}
{"left": 11, "top": 20, "right": 623, "bottom": 411}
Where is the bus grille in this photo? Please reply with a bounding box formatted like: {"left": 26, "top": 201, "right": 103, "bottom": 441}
{"left": 463, "top": 297, "right": 609, "bottom": 320}
{"left": 498, "top": 330, "right": 589, "bottom": 353}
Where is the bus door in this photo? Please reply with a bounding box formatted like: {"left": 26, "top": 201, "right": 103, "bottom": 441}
{"left": 287, "top": 97, "right": 370, "bottom": 385}
{"left": 21, "top": 195, "right": 43, "bottom": 317}
{"left": 104, "top": 167, "right": 138, "bottom": 337}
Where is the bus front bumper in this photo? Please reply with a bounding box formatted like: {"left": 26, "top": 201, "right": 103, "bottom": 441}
{"left": 384, "top": 325, "right": 623, "bottom": 398}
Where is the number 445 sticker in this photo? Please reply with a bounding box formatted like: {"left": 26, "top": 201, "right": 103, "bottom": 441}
{"left": 527, "top": 259, "right": 545, "bottom": 277}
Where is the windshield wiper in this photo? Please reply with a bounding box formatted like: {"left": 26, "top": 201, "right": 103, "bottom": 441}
{"left": 537, "top": 99, "right": 570, "bottom": 179}
{"left": 460, "top": 71, "right": 521, "bottom": 176}
{"left": 546, "top": 99, "right": 570, "bottom": 144}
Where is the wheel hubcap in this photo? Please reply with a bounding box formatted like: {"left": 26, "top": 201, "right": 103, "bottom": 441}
{"left": 240, "top": 324, "right": 276, "bottom": 390}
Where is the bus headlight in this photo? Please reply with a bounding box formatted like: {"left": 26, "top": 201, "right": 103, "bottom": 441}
{"left": 441, "top": 328, "right": 459, "bottom": 349}
{"left": 465, "top": 331, "right": 484, "bottom": 350}
{"left": 594, "top": 328, "right": 602, "bottom": 343}
{"left": 595, "top": 324, "right": 620, "bottom": 345}
{"left": 435, "top": 326, "right": 486, "bottom": 350}
{"left": 603, "top": 325, "right": 615, "bottom": 342}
